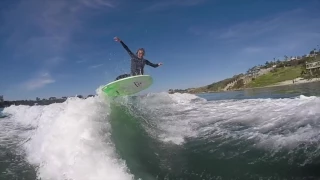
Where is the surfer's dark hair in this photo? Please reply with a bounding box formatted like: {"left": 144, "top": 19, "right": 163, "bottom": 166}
{"left": 136, "top": 48, "right": 145, "bottom": 55}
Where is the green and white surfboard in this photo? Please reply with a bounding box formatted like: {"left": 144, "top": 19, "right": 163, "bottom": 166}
{"left": 102, "top": 75, "right": 153, "bottom": 97}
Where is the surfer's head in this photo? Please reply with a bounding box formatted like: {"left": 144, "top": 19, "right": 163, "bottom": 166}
{"left": 136, "top": 48, "right": 145, "bottom": 59}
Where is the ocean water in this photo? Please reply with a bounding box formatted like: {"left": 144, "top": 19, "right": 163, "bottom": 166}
{"left": 0, "top": 81, "right": 320, "bottom": 180}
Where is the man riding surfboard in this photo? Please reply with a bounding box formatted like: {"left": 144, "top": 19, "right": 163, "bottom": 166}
{"left": 113, "top": 36, "right": 163, "bottom": 80}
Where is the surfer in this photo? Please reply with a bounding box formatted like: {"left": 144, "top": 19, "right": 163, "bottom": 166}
{"left": 113, "top": 36, "right": 163, "bottom": 80}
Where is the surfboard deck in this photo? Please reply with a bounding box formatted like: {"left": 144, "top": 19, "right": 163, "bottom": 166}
{"left": 102, "top": 75, "right": 153, "bottom": 97}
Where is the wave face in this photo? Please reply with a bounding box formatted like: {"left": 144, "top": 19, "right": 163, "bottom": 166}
{"left": 1, "top": 89, "right": 320, "bottom": 180}
{"left": 110, "top": 93, "right": 320, "bottom": 179}
{"left": 1, "top": 95, "right": 134, "bottom": 180}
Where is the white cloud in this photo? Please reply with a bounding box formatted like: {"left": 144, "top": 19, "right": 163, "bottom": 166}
{"left": 1, "top": 0, "right": 117, "bottom": 66}
{"left": 89, "top": 64, "right": 104, "bottom": 69}
{"left": 23, "top": 72, "right": 55, "bottom": 90}
{"left": 189, "top": 8, "right": 320, "bottom": 42}
{"left": 142, "top": 0, "right": 207, "bottom": 12}
{"left": 77, "top": 59, "right": 87, "bottom": 63}
{"left": 0, "top": 0, "right": 119, "bottom": 91}
{"left": 80, "top": 0, "right": 116, "bottom": 8}
{"left": 242, "top": 47, "right": 265, "bottom": 54}
{"left": 188, "top": 7, "right": 320, "bottom": 58}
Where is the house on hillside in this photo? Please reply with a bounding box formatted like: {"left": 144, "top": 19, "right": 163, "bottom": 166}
{"left": 284, "top": 56, "right": 299, "bottom": 61}
{"left": 290, "top": 56, "right": 298, "bottom": 61}
{"left": 307, "top": 53, "right": 316, "bottom": 58}
{"left": 306, "top": 61, "right": 320, "bottom": 75}
{"left": 246, "top": 66, "right": 260, "bottom": 78}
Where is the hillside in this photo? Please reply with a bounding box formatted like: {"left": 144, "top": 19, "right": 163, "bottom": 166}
{"left": 246, "top": 65, "right": 303, "bottom": 88}
{"left": 168, "top": 48, "right": 320, "bottom": 94}
{"left": 174, "top": 74, "right": 243, "bottom": 94}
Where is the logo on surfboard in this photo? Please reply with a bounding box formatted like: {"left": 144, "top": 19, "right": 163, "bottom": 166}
{"left": 133, "top": 82, "right": 142, "bottom": 87}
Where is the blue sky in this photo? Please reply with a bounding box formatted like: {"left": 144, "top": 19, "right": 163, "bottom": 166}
{"left": 0, "top": 0, "right": 320, "bottom": 100}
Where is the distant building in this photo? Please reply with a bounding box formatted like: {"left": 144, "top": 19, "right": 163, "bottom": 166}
{"left": 306, "top": 61, "right": 320, "bottom": 70}
{"left": 307, "top": 54, "right": 316, "bottom": 57}
{"left": 49, "top": 97, "right": 56, "bottom": 100}
{"left": 290, "top": 56, "right": 299, "bottom": 61}
{"left": 0, "top": 95, "right": 3, "bottom": 102}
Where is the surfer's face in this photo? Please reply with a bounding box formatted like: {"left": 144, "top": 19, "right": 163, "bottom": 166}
{"left": 137, "top": 50, "right": 144, "bottom": 59}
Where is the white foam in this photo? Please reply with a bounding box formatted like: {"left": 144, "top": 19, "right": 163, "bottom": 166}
{"left": 3, "top": 95, "right": 133, "bottom": 180}
{"left": 3, "top": 91, "right": 319, "bottom": 177}
{"left": 126, "top": 92, "right": 207, "bottom": 145}
{"left": 131, "top": 93, "right": 320, "bottom": 153}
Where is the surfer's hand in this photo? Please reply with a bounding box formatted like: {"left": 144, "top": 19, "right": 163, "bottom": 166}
{"left": 158, "top": 63, "right": 163, "bottom": 66}
{"left": 114, "top": 37, "right": 121, "bottom": 42}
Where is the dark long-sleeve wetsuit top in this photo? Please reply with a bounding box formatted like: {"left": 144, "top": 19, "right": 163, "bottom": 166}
{"left": 120, "top": 40, "right": 159, "bottom": 75}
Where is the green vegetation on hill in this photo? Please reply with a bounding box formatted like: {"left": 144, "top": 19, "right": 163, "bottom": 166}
{"left": 169, "top": 74, "right": 244, "bottom": 94}
{"left": 206, "top": 74, "right": 243, "bottom": 91}
{"left": 233, "top": 79, "right": 245, "bottom": 89}
{"left": 186, "top": 74, "right": 243, "bottom": 93}
{"left": 168, "top": 47, "right": 320, "bottom": 94}
{"left": 246, "top": 66, "right": 302, "bottom": 88}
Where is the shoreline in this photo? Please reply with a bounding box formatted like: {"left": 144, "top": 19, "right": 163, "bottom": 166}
{"left": 195, "top": 77, "right": 320, "bottom": 94}
{"left": 247, "top": 77, "right": 320, "bottom": 90}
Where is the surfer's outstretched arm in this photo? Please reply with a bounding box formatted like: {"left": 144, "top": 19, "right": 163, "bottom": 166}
{"left": 114, "top": 37, "right": 135, "bottom": 58}
{"left": 145, "top": 60, "right": 162, "bottom": 68}
{"left": 120, "top": 41, "right": 135, "bottom": 57}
